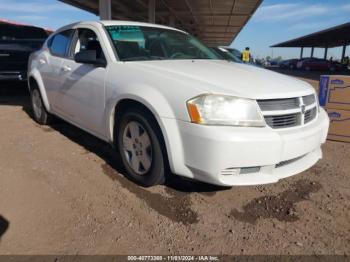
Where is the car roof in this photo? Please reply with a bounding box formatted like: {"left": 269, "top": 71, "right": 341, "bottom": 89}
{"left": 54, "top": 20, "right": 187, "bottom": 34}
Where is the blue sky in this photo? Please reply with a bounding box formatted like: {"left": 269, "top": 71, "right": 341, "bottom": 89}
{"left": 0, "top": 0, "right": 98, "bottom": 29}
{"left": 0, "top": 0, "right": 349, "bottom": 60}
{"left": 233, "top": 0, "right": 350, "bottom": 59}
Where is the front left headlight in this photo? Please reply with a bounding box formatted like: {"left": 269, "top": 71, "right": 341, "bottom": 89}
{"left": 187, "top": 94, "right": 266, "bottom": 127}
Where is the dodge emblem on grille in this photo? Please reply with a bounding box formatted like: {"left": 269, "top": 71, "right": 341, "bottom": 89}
{"left": 301, "top": 104, "right": 306, "bottom": 114}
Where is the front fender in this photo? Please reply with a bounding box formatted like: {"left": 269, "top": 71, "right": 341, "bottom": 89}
{"left": 106, "top": 84, "right": 177, "bottom": 142}
{"left": 106, "top": 85, "right": 187, "bottom": 175}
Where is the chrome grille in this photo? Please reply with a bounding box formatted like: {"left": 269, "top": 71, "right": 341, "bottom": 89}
{"left": 257, "top": 98, "right": 299, "bottom": 111}
{"left": 304, "top": 107, "right": 317, "bottom": 124}
{"left": 257, "top": 95, "right": 318, "bottom": 129}
{"left": 265, "top": 113, "right": 301, "bottom": 129}
{"left": 303, "top": 94, "right": 316, "bottom": 106}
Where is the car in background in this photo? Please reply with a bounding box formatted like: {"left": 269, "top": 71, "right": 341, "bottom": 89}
{"left": 269, "top": 60, "right": 280, "bottom": 67}
{"left": 279, "top": 59, "right": 299, "bottom": 69}
{"left": 211, "top": 47, "right": 242, "bottom": 63}
{"left": 219, "top": 46, "right": 242, "bottom": 61}
{"left": 297, "top": 58, "right": 344, "bottom": 72}
{"left": 0, "top": 23, "right": 48, "bottom": 81}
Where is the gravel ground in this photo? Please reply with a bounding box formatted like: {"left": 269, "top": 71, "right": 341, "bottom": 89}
{"left": 0, "top": 76, "right": 349, "bottom": 255}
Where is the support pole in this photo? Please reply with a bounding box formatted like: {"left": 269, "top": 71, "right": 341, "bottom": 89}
{"left": 99, "top": 0, "right": 112, "bottom": 20}
{"left": 300, "top": 47, "right": 304, "bottom": 59}
{"left": 341, "top": 45, "right": 347, "bottom": 61}
{"left": 149, "top": 0, "right": 156, "bottom": 23}
{"left": 169, "top": 15, "right": 175, "bottom": 27}
{"left": 311, "top": 47, "right": 314, "bottom": 58}
{"left": 324, "top": 47, "right": 328, "bottom": 60}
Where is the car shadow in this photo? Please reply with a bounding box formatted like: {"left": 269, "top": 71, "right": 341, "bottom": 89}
{"left": 0, "top": 81, "right": 30, "bottom": 107}
{"left": 22, "top": 105, "right": 226, "bottom": 194}
{"left": 1, "top": 81, "right": 225, "bottom": 193}
{"left": 0, "top": 215, "right": 9, "bottom": 239}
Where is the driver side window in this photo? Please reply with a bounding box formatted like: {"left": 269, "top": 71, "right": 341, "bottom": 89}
{"left": 72, "top": 28, "right": 106, "bottom": 61}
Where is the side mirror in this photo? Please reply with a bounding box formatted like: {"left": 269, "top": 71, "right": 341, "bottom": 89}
{"left": 74, "top": 50, "right": 106, "bottom": 67}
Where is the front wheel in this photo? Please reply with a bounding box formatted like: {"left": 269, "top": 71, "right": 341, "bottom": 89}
{"left": 116, "top": 108, "right": 166, "bottom": 187}
{"left": 30, "top": 87, "right": 53, "bottom": 125}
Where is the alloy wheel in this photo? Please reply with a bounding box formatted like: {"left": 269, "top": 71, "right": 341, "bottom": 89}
{"left": 122, "top": 121, "right": 153, "bottom": 175}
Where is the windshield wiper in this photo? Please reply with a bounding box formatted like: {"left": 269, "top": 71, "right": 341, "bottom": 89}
{"left": 122, "top": 56, "right": 150, "bottom": 61}
{"left": 150, "top": 56, "right": 166, "bottom": 60}
{"left": 122, "top": 56, "right": 168, "bottom": 61}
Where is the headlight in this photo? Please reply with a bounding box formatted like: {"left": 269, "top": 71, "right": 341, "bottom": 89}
{"left": 187, "top": 94, "right": 266, "bottom": 127}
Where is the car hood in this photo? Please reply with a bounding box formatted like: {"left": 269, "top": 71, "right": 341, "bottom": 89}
{"left": 127, "top": 59, "right": 315, "bottom": 99}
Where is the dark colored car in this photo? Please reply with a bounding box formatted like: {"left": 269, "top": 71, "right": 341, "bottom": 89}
{"left": 219, "top": 47, "right": 242, "bottom": 61}
{"left": 0, "top": 24, "right": 48, "bottom": 81}
{"left": 279, "top": 59, "right": 299, "bottom": 69}
{"left": 211, "top": 47, "right": 242, "bottom": 63}
{"left": 297, "top": 58, "right": 345, "bottom": 72}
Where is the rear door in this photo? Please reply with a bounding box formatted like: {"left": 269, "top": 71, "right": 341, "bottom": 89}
{"left": 55, "top": 27, "right": 108, "bottom": 138}
{"left": 41, "top": 29, "right": 74, "bottom": 107}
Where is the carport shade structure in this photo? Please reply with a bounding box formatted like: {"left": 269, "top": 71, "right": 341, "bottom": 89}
{"left": 271, "top": 22, "right": 350, "bottom": 60}
{"left": 58, "top": 0, "right": 262, "bottom": 46}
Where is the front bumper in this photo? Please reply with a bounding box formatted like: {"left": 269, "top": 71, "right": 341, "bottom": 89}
{"left": 171, "top": 108, "right": 329, "bottom": 186}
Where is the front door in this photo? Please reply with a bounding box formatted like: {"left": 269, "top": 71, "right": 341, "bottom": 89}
{"left": 57, "top": 27, "right": 108, "bottom": 138}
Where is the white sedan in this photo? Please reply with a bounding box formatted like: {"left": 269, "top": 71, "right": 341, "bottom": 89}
{"left": 28, "top": 21, "right": 329, "bottom": 187}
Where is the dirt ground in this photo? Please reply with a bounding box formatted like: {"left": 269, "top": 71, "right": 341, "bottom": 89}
{"left": 0, "top": 73, "right": 349, "bottom": 255}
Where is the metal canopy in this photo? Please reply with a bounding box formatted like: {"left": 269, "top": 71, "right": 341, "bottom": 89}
{"left": 59, "top": 0, "right": 262, "bottom": 46}
{"left": 272, "top": 22, "right": 350, "bottom": 48}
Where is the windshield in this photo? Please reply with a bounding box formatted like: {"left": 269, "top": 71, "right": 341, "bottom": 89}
{"left": 105, "top": 25, "right": 220, "bottom": 61}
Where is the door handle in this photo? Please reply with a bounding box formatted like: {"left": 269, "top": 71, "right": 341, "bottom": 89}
{"left": 39, "top": 59, "right": 46, "bottom": 65}
{"left": 62, "top": 65, "right": 72, "bottom": 72}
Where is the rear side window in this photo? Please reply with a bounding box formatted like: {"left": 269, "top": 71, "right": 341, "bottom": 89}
{"left": 49, "top": 30, "right": 73, "bottom": 57}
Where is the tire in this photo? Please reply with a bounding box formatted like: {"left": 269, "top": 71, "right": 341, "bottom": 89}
{"left": 30, "top": 85, "right": 53, "bottom": 125}
{"left": 116, "top": 108, "right": 166, "bottom": 187}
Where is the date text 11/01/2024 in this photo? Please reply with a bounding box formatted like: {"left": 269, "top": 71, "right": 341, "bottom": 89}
{"left": 127, "top": 255, "right": 220, "bottom": 261}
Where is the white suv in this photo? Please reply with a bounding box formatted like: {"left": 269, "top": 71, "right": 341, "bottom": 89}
{"left": 28, "top": 21, "right": 329, "bottom": 187}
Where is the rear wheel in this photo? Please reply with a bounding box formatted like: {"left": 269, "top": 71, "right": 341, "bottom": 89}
{"left": 30, "top": 86, "right": 53, "bottom": 125}
{"left": 116, "top": 108, "right": 166, "bottom": 187}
